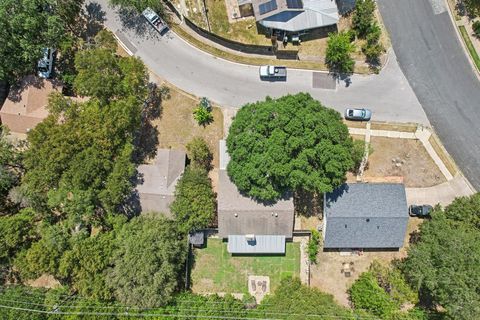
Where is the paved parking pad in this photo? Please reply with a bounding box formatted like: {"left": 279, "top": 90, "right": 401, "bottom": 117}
{"left": 312, "top": 72, "right": 336, "bottom": 90}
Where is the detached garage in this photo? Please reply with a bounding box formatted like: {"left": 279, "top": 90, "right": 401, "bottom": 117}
{"left": 323, "top": 183, "right": 409, "bottom": 250}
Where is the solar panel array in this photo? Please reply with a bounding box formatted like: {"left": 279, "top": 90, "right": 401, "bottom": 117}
{"left": 286, "top": 0, "right": 303, "bottom": 9}
{"left": 259, "top": 0, "right": 278, "bottom": 15}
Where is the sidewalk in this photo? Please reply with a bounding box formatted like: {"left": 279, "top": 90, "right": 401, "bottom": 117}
{"left": 349, "top": 125, "right": 476, "bottom": 205}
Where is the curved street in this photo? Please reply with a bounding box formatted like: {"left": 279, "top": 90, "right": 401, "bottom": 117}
{"left": 95, "top": 0, "right": 480, "bottom": 189}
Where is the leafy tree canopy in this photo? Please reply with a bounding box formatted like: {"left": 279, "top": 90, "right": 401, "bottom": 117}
{"left": 0, "top": 0, "right": 82, "bottom": 82}
{"left": 106, "top": 216, "right": 188, "bottom": 308}
{"left": 325, "top": 32, "right": 356, "bottom": 74}
{"left": 186, "top": 137, "right": 213, "bottom": 171}
{"left": 401, "top": 195, "right": 480, "bottom": 319}
{"left": 352, "top": 0, "right": 376, "bottom": 38}
{"left": 170, "top": 166, "right": 216, "bottom": 234}
{"left": 226, "top": 93, "right": 354, "bottom": 201}
{"left": 0, "top": 127, "right": 23, "bottom": 212}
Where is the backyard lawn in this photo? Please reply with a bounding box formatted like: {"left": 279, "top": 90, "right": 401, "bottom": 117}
{"left": 191, "top": 239, "right": 300, "bottom": 294}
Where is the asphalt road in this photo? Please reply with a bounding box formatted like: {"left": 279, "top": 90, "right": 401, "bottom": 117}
{"left": 378, "top": 0, "right": 480, "bottom": 190}
{"left": 93, "top": 0, "right": 428, "bottom": 124}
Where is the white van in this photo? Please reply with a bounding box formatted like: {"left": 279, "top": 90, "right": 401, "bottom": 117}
{"left": 38, "top": 48, "right": 55, "bottom": 78}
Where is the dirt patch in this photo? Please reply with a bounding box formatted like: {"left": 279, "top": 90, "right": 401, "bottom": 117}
{"left": 311, "top": 217, "right": 423, "bottom": 307}
{"left": 26, "top": 274, "right": 61, "bottom": 289}
{"left": 365, "top": 137, "right": 446, "bottom": 187}
{"left": 150, "top": 84, "right": 224, "bottom": 169}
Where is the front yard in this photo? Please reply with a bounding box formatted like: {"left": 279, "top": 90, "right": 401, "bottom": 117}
{"left": 191, "top": 238, "right": 300, "bottom": 294}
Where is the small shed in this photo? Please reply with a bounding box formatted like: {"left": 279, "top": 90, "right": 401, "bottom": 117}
{"left": 188, "top": 231, "right": 205, "bottom": 248}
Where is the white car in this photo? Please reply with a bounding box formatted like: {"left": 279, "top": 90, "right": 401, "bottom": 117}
{"left": 38, "top": 48, "right": 55, "bottom": 78}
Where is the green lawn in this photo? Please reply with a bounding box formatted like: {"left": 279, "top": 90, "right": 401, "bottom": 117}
{"left": 459, "top": 25, "right": 480, "bottom": 70}
{"left": 191, "top": 239, "right": 300, "bottom": 294}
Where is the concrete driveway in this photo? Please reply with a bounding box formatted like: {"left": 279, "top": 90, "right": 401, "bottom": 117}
{"left": 92, "top": 0, "right": 429, "bottom": 125}
{"left": 378, "top": 0, "right": 480, "bottom": 190}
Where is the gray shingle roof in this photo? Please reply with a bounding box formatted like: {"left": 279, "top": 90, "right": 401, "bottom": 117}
{"left": 218, "top": 140, "right": 294, "bottom": 238}
{"left": 136, "top": 149, "right": 186, "bottom": 215}
{"left": 323, "top": 183, "right": 408, "bottom": 248}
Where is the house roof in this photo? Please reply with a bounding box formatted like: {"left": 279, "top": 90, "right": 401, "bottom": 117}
{"left": 218, "top": 140, "right": 294, "bottom": 238}
{"left": 252, "top": 0, "right": 339, "bottom": 32}
{"left": 136, "top": 149, "right": 186, "bottom": 215}
{"left": 0, "top": 75, "right": 62, "bottom": 134}
{"left": 227, "top": 235, "right": 286, "bottom": 254}
{"left": 323, "top": 183, "right": 409, "bottom": 248}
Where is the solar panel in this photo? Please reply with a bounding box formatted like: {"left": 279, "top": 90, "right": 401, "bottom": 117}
{"left": 286, "top": 0, "right": 303, "bottom": 9}
{"left": 259, "top": 0, "right": 278, "bottom": 15}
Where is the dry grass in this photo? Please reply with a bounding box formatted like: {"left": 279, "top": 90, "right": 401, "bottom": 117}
{"left": 369, "top": 122, "right": 418, "bottom": 133}
{"left": 365, "top": 137, "right": 446, "bottom": 187}
{"left": 429, "top": 133, "right": 458, "bottom": 177}
{"left": 343, "top": 120, "right": 367, "bottom": 129}
{"left": 152, "top": 84, "right": 224, "bottom": 168}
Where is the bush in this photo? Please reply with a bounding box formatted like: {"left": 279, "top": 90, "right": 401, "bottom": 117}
{"left": 325, "top": 32, "right": 356, "bottom": 73}
{"left": 473, "top": 20, "right": 480, "bottom": 37}
{"left": 352, "top": 0, "right": 376, "bottom": 39}
{"left": 307, "top": 229, "right": 320, "bottom": 263}
{"left": 186, "top": 137, "right": 213, "bottom": 171}
{"left": 193, "top": 98, "right": 213, "bottom": 126}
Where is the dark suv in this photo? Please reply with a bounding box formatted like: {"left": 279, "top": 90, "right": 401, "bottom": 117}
{"left": 409, "top": 204, "right": 433, "bottom": 218}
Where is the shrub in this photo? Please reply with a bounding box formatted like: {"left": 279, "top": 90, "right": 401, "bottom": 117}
{"left": 325, "top": 32, "right": 356, "bottom": 73}
{"left": 307, "top": 229, "right": 320, "bottom": 263}
{"left": 193, "top": 98, "right": 213, "bottom": 126}
{"left": 186, "top": 137, "right": 213, "bottom": 171}
{"left": 352, "top": 0, "right": 376, "bottom": 39}
{"left": 473, "top": 20, "right": 480, "bottom": 37}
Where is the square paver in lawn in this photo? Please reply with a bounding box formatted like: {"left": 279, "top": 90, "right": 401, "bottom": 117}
{"left": 191, "top": 239, "right": 300, "bottom": 294}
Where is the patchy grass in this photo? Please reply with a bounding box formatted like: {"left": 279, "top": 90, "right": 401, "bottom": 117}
{"left": 191, "top": 239, "right": 300, "bottom": 294}
{"left": 369, "top": 122, "right": 418, "bottom": 133}
{"left": 459, "top": 25, "right": 480, "bottom": 70}
{"left": 152, "top": 84, "right": 224, "bottom": 168}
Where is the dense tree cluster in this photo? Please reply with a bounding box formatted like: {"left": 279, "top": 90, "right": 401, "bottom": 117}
{"left": 227, "top": 93, "right": 354, "bottom": 201}
{"left": 0, "top": 0, "right": 83, "bottom": 82}
{"left": 401, "top": 194, "right": 480, "bottom": 319}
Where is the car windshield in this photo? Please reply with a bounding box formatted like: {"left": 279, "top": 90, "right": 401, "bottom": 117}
{"left": 38, "top": 66, "right": 48, "bottom": 72}
{"left": 348, "top": 110, "right": 354, "bottom": 116}
{"left": 361, "top": 109, "right": 366, "bottom": 117}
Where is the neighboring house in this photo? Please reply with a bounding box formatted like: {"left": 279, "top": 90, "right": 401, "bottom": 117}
{"left": 323, "top": 183, "right": 409, "bottom": 250}
{"left": 218, "top": 140, "right": 294, "bottom": 254}
{"left": 239, "top": 0, "right": 339, "bottom": 32}
{"left": 0, "top": 75, "right": 62, "bottom": 135}
{"left": 136, "top": 149, "right": 186, "bottom": 216}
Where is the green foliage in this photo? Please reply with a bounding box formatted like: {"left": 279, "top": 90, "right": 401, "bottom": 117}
{"left": 14, "top": 224, "right": 69, "bottom": 280}
{"left": 94, "top": 30, "right": 118, "bottom": 52}
{"left": 186, "top": 137, "right": 213, "bottom": 170}
{"left": 22, "top": 49, "right": 148, "bottom": 224}
{"left": 193, "top": 98, "right": 214, "bottom": 126}
{"left": 464, "top": 0, "right": 480, "bottom": 17}
{"left": 170, "top": 166, "right": 216, "bottom": 234}
{"left": 351, "top": 140, "right": 366, "bottom": 173}
{"left": 227, "top": 93, "right": 354, "bottom": 201}
{"left": 0, "top": 126, "right": 22, "bottom": 212}
{"left": 259, "top": 278, "right": 356, "bottom": 319}
{"left": 58, "top": 231, "right": 116, "bottom": 301}
{"left": 108, "top": 0, "right": 164, "bottom": 14}
{"left": 0, "top": 286, "right": 48, "bottom": 320}
{"left": 474, "top": 21, "right": 480, "bottom": 37}
{"left": 0, "top": 0, "right": 81, "bottom": 82}
{"left": 400, "top": 196, "right": 480, "bottom": 319}
{"left": 106, "top": 216, "right": 188, "bottom": 308}
{"left": 352, "top": 0, "right": 376, "bottom": 39}
{"left": 0, "top": 209, "right": 36, "bottom": 264}
{"left": 307, "top": 229, "right": 320, "bottom": 263}
{"left": 349, "top": 272, "right": 398, "bottom": 317}
{"left": 325, "top": 32, "right": 356, "bottom": 73}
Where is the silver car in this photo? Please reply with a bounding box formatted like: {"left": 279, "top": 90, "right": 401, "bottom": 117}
{"left": 38, "top": 48, "right": 55, "bottom": 78}
{"left": 344, "top": 108, "right": 372, "bottom": 121}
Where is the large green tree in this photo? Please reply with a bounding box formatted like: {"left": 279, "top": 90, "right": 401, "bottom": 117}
{"left": 226, "top": 93, "right": 354, "bottom": 201}
{"left": 0, "top": 0, "right": 82, "bottom": 82}
{"left": 106, "top": 216, "right": 187, "bottom": 308}
{"left": 325, "top": 32, "right": 356, "bottom": 74}
{"left": 0, "top": 127, "right": 22, "bottom": 212}
{"left": 401, "top": 195, "right": 480, "bottom": 319}
{"left": 170, "top": 166, "right": 216, "bottom": 234}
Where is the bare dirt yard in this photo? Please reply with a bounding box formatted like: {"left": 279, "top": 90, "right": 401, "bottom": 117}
{"left": 364, "top": 137, "right": 446, "bottom": 187}
{"left": 310, "top": 217, "right": 424, "bottom": 307}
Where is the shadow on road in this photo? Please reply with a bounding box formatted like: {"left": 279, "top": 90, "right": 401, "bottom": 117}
{"left": 115, "top": 6, "right": 160, "bottom": 41}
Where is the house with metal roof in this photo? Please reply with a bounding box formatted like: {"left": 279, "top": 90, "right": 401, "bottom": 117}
{"left": 323, "top": 183, "right": 409, "bottom": 249}
{"left": 249, "top": 0, "right": 339, "bottom": 32}
{"left": 136, "top": 149, "right": 186, "bottom": 216}
{"left": 218, "top": 140, "right": 294, "bottom": 254}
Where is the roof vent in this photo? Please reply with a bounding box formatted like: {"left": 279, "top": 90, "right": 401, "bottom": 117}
{"left": 366, "top": 218, "right": 370, "bottom": 222}
{"left": 234, "top": 213, "right": 238, "bottom": 217}
{"left": 344, "top": 224, "right": 347, "bottom": 228}
{"left": 274, "top": 213, "right": 278, "bottom": 217}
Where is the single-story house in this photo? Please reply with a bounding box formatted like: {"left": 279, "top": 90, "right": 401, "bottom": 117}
{"left": 323, "top": 183, "right": 409, "bottom": 249}
{"left": 0, "top": 75, "right": 62, "bottom": 135}
{"left": 218, "top": 140, "right": 294, "bottom": 254}
{"left": 239, "top": 0, "right": 339, "bottom": 32}
{"left": 136, "top": 149, "right": 186, "bottom": 216}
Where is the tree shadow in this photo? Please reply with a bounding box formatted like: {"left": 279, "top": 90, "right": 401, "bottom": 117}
{"left": 331, "top": 72, "right": 353, "bottom": 88}
{"left": 294, "top": 189, "right": 323, "bottom": 218}
{"left": 6, "top": 75, "right": 61, "bottom": 103}
{"left": 82, "top": 2, "right": 107, "bottom": 41}
{"left": 115, "top": 7, "right": 160, "bottom": 40}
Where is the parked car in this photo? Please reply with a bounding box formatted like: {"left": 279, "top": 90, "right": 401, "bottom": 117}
{"left": 409, "top": 204, "right": 433, "bottom": 217}
{"left": 344, "top": 108, "right": 372, "bottom": 121}
{"left": 259, "top": 65, "right": 287, "bottom": 80}
{"left": 37, "top": 48, "right": 55, "bottom": 78}
{"left": 142, "top": 7, "right": 168, "bottom": 34}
